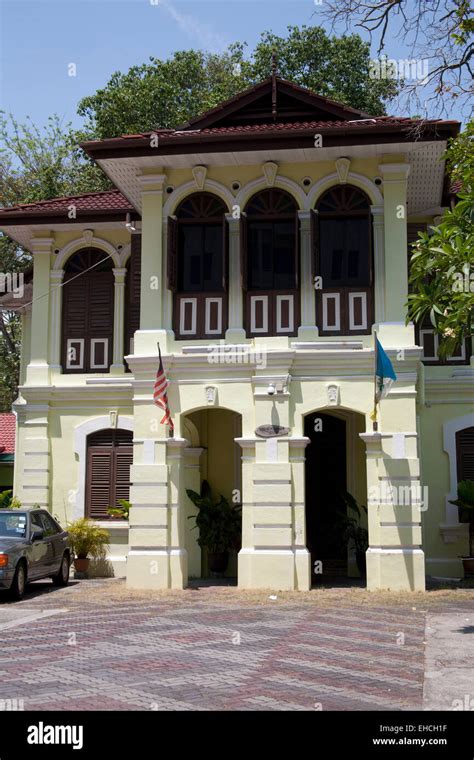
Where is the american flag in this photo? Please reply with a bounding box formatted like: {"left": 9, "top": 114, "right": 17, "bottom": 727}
{"left": 153, "top": 345, "right": 174, "bottom": 432}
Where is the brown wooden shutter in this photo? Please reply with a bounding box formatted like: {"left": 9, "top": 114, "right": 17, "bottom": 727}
{"left": 62, "top": 274, "right": 88, "bottom": 369}
{"left": 167, "top": 216, "right": 178, "bottom": 291}
{"left": 222, "top": 216, "right": 229, "bottom": 291}
{"left": 126, "top": 234, "right": 141, "bottom": 354}
{"left": 311, "top": 209, "right": 320, "bottom": 279}
{"left": 456, "top": 427, "right": 474, "bottom": 481}
{"left": 88, "top": 272, "right": 114, "bottom": 369}
{"left": 294, "top": 213, "right": 300, "bottom": 289}
{"left": 86, "top": 429, "right": 133, "bottom": 518}
{"left": 240, "top": 213, "right": 248, "bottom": 291}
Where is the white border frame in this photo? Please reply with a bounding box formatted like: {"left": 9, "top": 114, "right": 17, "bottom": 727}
{"left": 322, "top": 293, "right": 340, "bottom": 331}
{"left": 276, "top": 294, "right": 294, "bottom": 333}
{"left": 349, "top": 292, "right": 367, "bottom": 331}
{"left": 205, "top": 297, "right": 222, "bottom": 335}
{"left": 250, "top": 295, "right": 268, "bottom": 333}
{"left": 179, "top": 298, "right": 197, "bottom": 335}
{"left": 66, "top": 338, "right": 84, "bottom": 370}
{"left": 90, "top": 338, "right": 109, "bottom": 369}
{"left": 72, "top": 416, "right": 134, "bottom": 520}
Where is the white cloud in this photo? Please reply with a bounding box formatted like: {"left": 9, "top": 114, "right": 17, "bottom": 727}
{"left": 157, "top": 0, "right": 228, "bottom": 53}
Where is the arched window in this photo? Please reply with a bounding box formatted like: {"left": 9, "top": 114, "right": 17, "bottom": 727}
{"left": 168, "top": 193, "right": 228, "bottom": 339}
{"left": 245, "top": 189, "right": 298, "bottom": 291}
{"left": 61, "top": 248, "right": 114, "bottom": 372}
{"left": 242, "top": 189, "right": 299, "bottom": 336}
{"left": 456, "top": 427, "right": 474, "bottom": 481}
{"left": 316, "top": 185, "right": 373, "bottom": 335}
{"left": 86, "top": 429, "right": 133, "bottom": 519}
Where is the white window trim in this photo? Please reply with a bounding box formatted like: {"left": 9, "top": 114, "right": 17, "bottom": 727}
{"left": 90, "top": 338, "right": 109, "bottom": 369}
{"left": 180, "top": 298, "right": 197, "bottom": 335}
{"left": 205, "top": 297, "right": 222, "bottom": 335}
{"left": 276, "top": 295, "right": 294, "bottom": 333}
{"left": 322, "top": 292, "right": 340, "bottom": 331}
{"left": 348, "top": 292, "right": 367, "bottom": 331}
{"left": 66, "top": 338, "right": 84, "bottom": 370}
{"left": 250, "top": 295, "right": 268, "bottom": 333}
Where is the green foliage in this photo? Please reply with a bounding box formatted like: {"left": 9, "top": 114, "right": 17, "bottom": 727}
{"left": 77, "top": 26, "right": 398, "bottom": 138}
{"left": 67, "top": 518, "right": 109, "bottom": 560}
{"left": 336, "top": 491, "right": 369, "bottom": 555}
{"left": 0, "top": 490, "right": 22, "bottom": 509}
{"left": 407, "top": 120, "right": 474, "bottom": 359}
{"left": 186, "top": 480, "right": 241, "bottom": 554}
{"left": 449, "top": 480, "right": 474, "bottom": 557}
{"left": 107, "top": 499, "right": 131, "bottom": 520}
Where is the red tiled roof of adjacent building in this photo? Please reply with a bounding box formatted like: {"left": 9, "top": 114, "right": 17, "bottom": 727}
{"left": 0, "top": 414, "right": 15, "bottom": 454}
{"left": 0, "top": 189, "right": 133, "bottom": 216}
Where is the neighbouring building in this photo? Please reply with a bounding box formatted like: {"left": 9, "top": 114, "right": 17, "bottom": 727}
{"left": 0, "top": 75, "right": 472, "bottom": 591}
{"left": 0, "top": 413, "right": 15, "bottom": 494}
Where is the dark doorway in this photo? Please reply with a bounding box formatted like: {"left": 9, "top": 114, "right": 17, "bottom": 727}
{"left": 304, "top": 412, "right": 347, "bottom": 582}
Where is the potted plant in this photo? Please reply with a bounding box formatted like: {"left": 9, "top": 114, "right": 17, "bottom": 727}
{"left": 336, "top": 491, "right": 369, "bottom": 577}
{"left": 186, "top": 480, "right": 241, "bottom": 574}
{"left": 67, "top": 518, "right": 109, "bottom": 574}
{"left": 449, "top": 480, "right": 474, "bottom": 575}
{"left": 0, "top": 490, "right": 22, "bottom": 509}
{"left": 107, "top": 499, "right": 131, "bottom": 520}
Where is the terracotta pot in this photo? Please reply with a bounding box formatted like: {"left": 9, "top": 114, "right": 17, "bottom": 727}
{"left": 73, "top": 557, "right": 90, "bottom": 573}
{"left": 208, "top": 551, "right": 229, "bottom": 574}
{"left": 461, "top": 557, "right": 474, "bottom": 575}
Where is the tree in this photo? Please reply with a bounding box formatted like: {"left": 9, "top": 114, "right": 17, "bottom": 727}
{"left": 321, "top": 0, "right": 473, "bottom": 116}
{"left": 77, "top": 26, "right": 399, "bottom": 138}
{"left": 406, "top": 120, "right": 474, "bottom": 359}
{"left": 0, "top": 114, "right": 109, "bottom": 410}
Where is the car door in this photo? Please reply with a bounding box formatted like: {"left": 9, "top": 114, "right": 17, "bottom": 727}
{"left": 40, "top": 512, "right": 67, "bottom": 573}
{"left": 27, "top": 511, "right": 51, "bottom": 579}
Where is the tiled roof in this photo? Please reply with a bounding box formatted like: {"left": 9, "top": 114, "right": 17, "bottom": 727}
{"left": 0, "top": 189, "right": 133, "bottom": 216}
{"left": 81, "top": 115, "right": 458, "bottom": 148}
{"left": 0, "top": 414, "right": 15, "bottom": 454}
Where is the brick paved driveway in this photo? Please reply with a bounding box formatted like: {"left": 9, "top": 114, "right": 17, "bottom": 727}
{"left": 0, "top": 579, "right": 471, "bottom": 711}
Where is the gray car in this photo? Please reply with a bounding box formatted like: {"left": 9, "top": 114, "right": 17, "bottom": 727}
{"left": 0, "top": 508, "right": 71, "bottom": 600}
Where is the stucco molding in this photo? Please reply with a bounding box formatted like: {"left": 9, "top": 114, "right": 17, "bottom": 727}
{"left": 72, "top": 415, "right": 134, "bottom": 520}
{"left": 236, "top": 175, "right": 306, "bottom": 210}
{"left": 442, "top": 412, "right": 474, "bottom": 527}
{"left": 54, "top": 235, "right": 122, "bottom": 270}
{"left": 163, "top": 179, "right": 234, "bottom": 216}
{"left": 305, "top": 172, "right": 383, "bottom": 209}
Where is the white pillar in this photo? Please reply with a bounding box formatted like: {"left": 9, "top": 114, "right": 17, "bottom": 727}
{"left": 225, "top": 214, "right": 246, "bottom": 343}
{"left": 111, "top": 267, "right": 126, "bottom": 374}
{"left": 26, "top": 237, "right": 54, "bottom": 385}
{"left": 297, "top": 210, "right": 318, "bottom": 340}
{"left": 49, "top": 269, "right": 64, "bottom": 372}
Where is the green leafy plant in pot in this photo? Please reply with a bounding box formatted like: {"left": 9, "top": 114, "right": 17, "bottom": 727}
{"left": 336, "top": 491, "right": 369, "bottom": 577}
{"left": 449, "top": 480, "right": 474, "bottom": 575}
{"left": 67, "top": 518, "right": 109, "bottom": 574}
{"left": 186, "top": 480, "right": 242, "bottom": 575}
{"left": 107, "top": 499, "right": 131, "bottom": 520}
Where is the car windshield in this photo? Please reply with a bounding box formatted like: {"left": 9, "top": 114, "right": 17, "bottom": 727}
{"left": 0, "top": 512, "right": 28, "bottom": 538}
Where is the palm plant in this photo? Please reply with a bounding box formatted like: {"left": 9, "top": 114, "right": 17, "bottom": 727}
{"left": 450, "top": 480, "right": 474, "bottom": 558}
{"left": 186, "top": 480, "right": 241, "bottom": 573}
{"left": 67, "top": 518, "right": 109, "bottom": 560}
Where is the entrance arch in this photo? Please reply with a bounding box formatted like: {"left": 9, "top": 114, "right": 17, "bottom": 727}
{"left": 304, "top": 408, "right": 367, "bottom": 583}
{"left": 182, "top": 407, "right": 242, "bottom": 581}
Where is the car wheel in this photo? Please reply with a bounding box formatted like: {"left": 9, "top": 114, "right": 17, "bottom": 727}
{"left": 52, "top": 553, "right": 70, "bottom": 587}
{"left": 9, "top": 562, "right": 26, "bottom": 601}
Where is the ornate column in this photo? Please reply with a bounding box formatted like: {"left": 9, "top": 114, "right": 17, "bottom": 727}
{"left": 111, "top": 267, "right": 127, "bottom": 374}
{"left": 225, "top": 213, "right": 246, "bottom": 343}
{"left": 297, "top": 210, "right": 318, "bottom": 341}
{"left": 26, "top": 236, "right": 54, "bottom": 385}
{"left": 377, "top": 161, "right": 412, "bottom": 346}
{"left": 134, "top": 173, "right": 168, "bottom": 355}
{"left": 371, "top": 206, "right": 385, "bottom": 324}
{"left": 48, "top": 269, "right": 64, "bottom": 373}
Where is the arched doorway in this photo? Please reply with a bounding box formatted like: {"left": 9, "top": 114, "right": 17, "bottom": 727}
{"left": 304, "top": 409, "right": 367, "bottom": 584}
{"left": 182, "top": 408, "right": 242, "bottom": 582}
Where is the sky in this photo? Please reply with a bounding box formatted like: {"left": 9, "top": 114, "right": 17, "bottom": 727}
{"left": 0, "top": 0, "right": 466, "bottom": 134}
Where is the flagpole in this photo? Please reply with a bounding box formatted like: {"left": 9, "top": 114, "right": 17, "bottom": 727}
{"left": 372, "top": 330, "right": 378, "bottom": 432}
{"left": 156, "top": 342, "right": 174, "bottom": 439}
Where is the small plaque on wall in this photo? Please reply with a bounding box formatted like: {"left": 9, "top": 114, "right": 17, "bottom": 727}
{"left": 255, "top": 425, "right": 290, "bottom": 438}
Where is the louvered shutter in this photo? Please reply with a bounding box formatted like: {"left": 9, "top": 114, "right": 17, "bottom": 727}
{"left": 167, "top": 216, "right": 178, "bottom": 291}
{"left": 62, "top": 274, "right": 88, "bottom": 371}
{"left": 457, "top": 427, "right": 474, "bottom": 481}
{"left": 294, "top": 213, "right": 300, "bottom": 289}
{"left": 126, "top": 234, "right": 141, "bottom": 354}
{"left": 88, "top": 272, "right": 114, "bottom": 370}
{"left": 87, "top": 449, "right": 113, "bottom": 518}
{"left": 222, "top": 216, "right": 229, "bottom": 291}
{"left": 240, "top": 213, "right": 248, "bottom": 291}
{"left": 114, "top": 448, "right": 133, "bottom": 503}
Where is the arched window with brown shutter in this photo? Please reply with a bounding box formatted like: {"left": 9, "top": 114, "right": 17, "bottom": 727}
{"left": 86, "top": 429, "right": 133, "bottom": 519}
{"left": 315, "top": 185, "right": 373, "bottom": 335}
{"left": 61, "top": 248, "right": 114, "bottom": 373}
{"left": 243, "top": 188, "right": 299, "bottom": 336}
{"left": 171, "top": 192, "right": 228, "bottom": 339}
